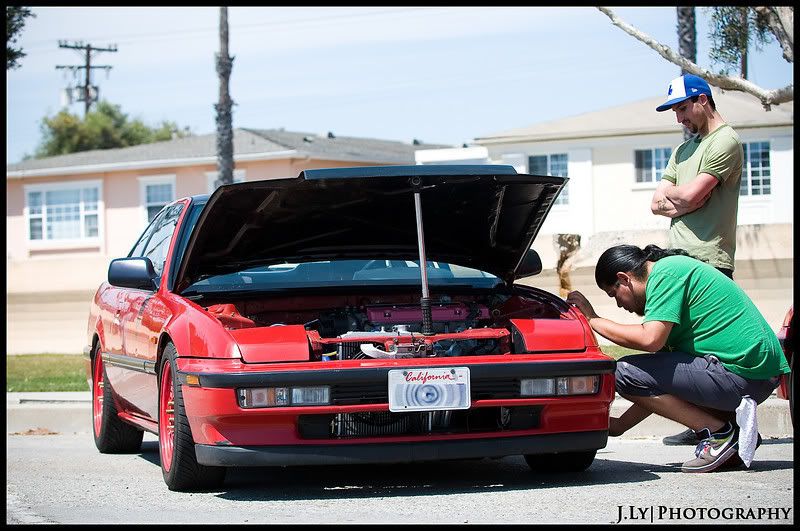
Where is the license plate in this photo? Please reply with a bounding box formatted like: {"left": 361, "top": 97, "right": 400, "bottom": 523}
{"left": 388, "top": 367, "right": 471, "bottom": 412}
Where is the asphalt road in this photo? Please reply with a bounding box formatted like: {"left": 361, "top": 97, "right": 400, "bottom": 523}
{"left": 6, "top": 431, "right": 794, "bottom": 524}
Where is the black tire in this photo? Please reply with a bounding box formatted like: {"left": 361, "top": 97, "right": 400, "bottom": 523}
{"left": 91, "top": 345, "right": 144, "bottom": 453}
{"left": 524, "top": 450, "right": 597, "bottom": 473}
{"left": 158, "top": 343, "right": 226, "bottom": 491}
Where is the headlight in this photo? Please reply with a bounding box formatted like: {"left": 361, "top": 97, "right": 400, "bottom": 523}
{"left": 520, "top": 375, "right": 599, "bottom": 397}
{"left": 238, "top": 386, "right": 330, "bottom": 408}
{"left": 520, "top": 378, "right": 555, "bottom": 396}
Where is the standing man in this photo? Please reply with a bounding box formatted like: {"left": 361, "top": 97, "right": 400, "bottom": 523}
{"left": 566, "top": 244, "right": 789, "bottom": 473}
{"left": 651, "top": 74, "right": 744, "bottom": 446}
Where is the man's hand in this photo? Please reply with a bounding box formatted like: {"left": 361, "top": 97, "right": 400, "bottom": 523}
{"left": 566, "top": 290, "right": 597, "bottom": 320}
{"left": 651, "top": 180, "right": 681, "bottom": 218}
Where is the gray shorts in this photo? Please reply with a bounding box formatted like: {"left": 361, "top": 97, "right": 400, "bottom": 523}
{"left": 615, "top": 351, "right": 780, "bottom": 411}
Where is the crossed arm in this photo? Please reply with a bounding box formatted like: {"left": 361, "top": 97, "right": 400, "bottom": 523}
{"left": 651, "top": 173, "right": 719, "bottom": 218}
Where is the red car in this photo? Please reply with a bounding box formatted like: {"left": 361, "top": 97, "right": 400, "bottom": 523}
{"left": 85, "top": 165, "right": 615, "bottom": 491}
{"left": 776, "top": 306, "right": 794, "bottom": 425}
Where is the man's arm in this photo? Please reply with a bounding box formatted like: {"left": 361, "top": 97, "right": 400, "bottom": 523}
{"left": 662, "top": 173, "right": 719, "bottom": 213}
{"left": 585, "top": 317, "right": 673, "bottom": 352}
{"left": 566, "top": 290, "right": 673, "bottom": 351}
{"left": 651, "top": 180, "right": 681, "bottom": 218}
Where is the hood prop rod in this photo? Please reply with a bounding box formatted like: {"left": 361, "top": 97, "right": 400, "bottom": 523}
{"left": 412, "top": 178, "right": 434, "bottom": 336}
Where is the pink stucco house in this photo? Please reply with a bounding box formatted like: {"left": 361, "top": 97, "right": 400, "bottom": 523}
{"left": 6, "top": 128, "right": 447, "bottom": 353}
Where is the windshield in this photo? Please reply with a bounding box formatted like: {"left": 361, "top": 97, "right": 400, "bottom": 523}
{"left": 182, "top": 259, "right": 501, "bottom": 295}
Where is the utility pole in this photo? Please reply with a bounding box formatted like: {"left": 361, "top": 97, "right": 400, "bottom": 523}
{"left": 55, "top": 40, "right": 118, "bottom": 116}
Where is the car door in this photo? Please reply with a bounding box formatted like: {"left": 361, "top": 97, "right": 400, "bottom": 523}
{"left": 102, "top": 209, "right": 165, "bottom": 399}
{"left": 94, "top": 283, "right": 126, "bottom": 357}
{"left": 121, "top": 202, "right": 184, "bottom": 419}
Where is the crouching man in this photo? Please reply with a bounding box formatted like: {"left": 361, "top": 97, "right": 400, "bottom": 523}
{"left": 567, "top": 244, "right": 789, "bottom": 472}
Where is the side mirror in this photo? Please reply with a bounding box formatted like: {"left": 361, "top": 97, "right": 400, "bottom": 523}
{"left": 108, "top": 257, "right": 158, "bottom": 290}
{"left": 516, "top": 249, "right": 542, "bottom": 279}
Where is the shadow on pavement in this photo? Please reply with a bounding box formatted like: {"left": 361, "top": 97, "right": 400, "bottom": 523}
{"left": 133, "top": 438, "right": 794, "bottom": 499}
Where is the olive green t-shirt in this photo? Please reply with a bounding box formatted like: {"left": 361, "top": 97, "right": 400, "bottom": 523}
{"left": 643, "top": 255, "right": 790, "bottom": 380}
{"left": 662, "top": 124, "right": 743, "bottom": 270}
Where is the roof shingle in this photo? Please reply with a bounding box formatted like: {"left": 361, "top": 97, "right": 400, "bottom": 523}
{"left": 7, "top": 128, "right": 450, "bottom": 172}
{"left": 476, "top": 91, "right": 793, "bottom": 143}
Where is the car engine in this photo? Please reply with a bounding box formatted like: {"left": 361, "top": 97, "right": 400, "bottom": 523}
{"left": 203, "top": 290, "right": 561, "bottom": 360}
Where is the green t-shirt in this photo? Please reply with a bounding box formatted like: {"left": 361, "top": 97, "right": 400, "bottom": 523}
{"left": 662, "top": 124, "right": 743, "bottom": 270}
{"left": 643, "top": 255, "right": 790, "bottom": 380}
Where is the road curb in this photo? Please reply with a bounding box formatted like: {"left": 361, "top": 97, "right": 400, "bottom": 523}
{"left": 6, "top": 391, "right": 794, "bottom": 438}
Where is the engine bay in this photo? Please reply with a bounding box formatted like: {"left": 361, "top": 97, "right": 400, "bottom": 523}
{"left": 202, "top": 289, "right": 573, "bottom": 361}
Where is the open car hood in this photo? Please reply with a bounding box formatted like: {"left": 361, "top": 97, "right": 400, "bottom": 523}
{"left": 174, "top": 165, "right": 567, "bottom": 292}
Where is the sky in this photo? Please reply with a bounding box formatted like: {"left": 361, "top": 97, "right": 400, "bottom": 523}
{"left": 6, "top": 6, "right": 794, "bottom": 164}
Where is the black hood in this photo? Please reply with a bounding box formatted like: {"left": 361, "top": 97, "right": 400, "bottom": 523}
{"left": 174, "top": 165, "right": 566, "bottom": 292}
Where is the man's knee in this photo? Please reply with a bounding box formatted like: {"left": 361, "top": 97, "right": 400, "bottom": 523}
{"left": 614, "top": 357, "right": 652, "bottom": 396}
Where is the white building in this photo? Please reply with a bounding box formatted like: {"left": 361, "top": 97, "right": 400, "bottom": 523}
{"left": 418, "top": 91, "right": 793, "bottom": 330}
{"left": 421, "top": 91, "right": 793, "bottom": 269}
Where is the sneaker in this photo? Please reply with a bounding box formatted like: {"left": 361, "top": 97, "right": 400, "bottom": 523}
{"left": 719, "top": 432, "right": 763, "bottom": 470}
{"left": 663, "top": 428, "right": 700, "bottom": 446}
{"left": 681, "top": 423, "right": 739, "bottom": 473}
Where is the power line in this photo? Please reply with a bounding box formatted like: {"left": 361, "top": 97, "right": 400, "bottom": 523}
{"left": 24, "top": 8, "right": 432, "bottom": 51}
{"left": 54, "top": 40, "right": 118, "bottom": 116}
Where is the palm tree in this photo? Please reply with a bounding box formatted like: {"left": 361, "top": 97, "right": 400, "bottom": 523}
{"left": 677, "top": 7, "right": 697, "bottom": 74}
{"left": 215, "top": 7, "right": 234, "bottom": 186}
{"left": 677, "top": 7, "right": 696, "bottom": 141}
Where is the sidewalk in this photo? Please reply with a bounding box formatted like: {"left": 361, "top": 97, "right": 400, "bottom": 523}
{"left": 6, "top": 391, "right": 794, "bottom": 438}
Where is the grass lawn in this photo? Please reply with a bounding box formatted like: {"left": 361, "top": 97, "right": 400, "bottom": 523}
{"left": 6, "top": 346, "right": 641, "bottom": 392}
{"left": 6, "top": 354, "right": 89, "bottom": 392}
{"left": 598, "top": 345, "right": 643, "bottom": 359}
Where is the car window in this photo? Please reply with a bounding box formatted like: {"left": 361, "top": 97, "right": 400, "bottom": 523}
{"left": 167, "top": 200, "right": 207, "bottom": 291}
{"left": 129, "top": 207, "right": 169, "bottom": 258}
{"left": 142, "top": 203, "right": 184, "bottom": 278}
{"left": 183, "top": 259, "right": 501, "bottom": 294}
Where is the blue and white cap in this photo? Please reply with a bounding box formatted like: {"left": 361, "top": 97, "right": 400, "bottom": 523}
{"left": 656, "top": 74, "right": 712, "bottom": 112}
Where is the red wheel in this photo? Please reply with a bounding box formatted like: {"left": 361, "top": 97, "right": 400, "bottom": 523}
{"left": 91, "top": 344, "right": 143, "bottom": 453}
{"left": 159, "top": 356, "right": 175, "bottom": 472}
{"left": 92, "top": 350, "right": 105, "bottom": 436}
{"left": 158, "top": 343, "right": 225, "bottom": 491}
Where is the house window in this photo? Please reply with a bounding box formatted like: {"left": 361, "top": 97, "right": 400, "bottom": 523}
{"left": 25, "top": 181, "right": 101, "bottom": 243}
{"left": 740, "top": 141, "right": 771, "bottom": 196}
{"left": 635, "top": 147, "right": 672, "bottom": 183}
{"left": 529, "top": 153, "right": 569, "bottom": 205}
{"left": 139, "top": 175, "right": 176, "bottom": 224}
{"left": 206, "top": 169, "right": 245, "bottom": 193}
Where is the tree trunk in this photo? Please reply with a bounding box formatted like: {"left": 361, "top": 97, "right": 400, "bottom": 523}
{"left": 215, "top": 7, "right": 234, "bottom": 187}
{"left": 555, "top": 234, "right": 581, "bottom": 299}
{"left": 740, "top": 9, "right": 749, "bottom": 79}
{"left": 677, "top": 7, "right": 696, "bottom": 141}
{"left": 677, "top": 7, "right": 697, "bottom": 71}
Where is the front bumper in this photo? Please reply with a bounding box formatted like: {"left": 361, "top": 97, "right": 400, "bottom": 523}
{"left": 195, "top": 430, "right": 608, "bottom": 467}
{"left": 177, "top": 356, "right": 616, "bottom": 447}
{"left": 177, "top": 358, "right": 616, "bottom": 389}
